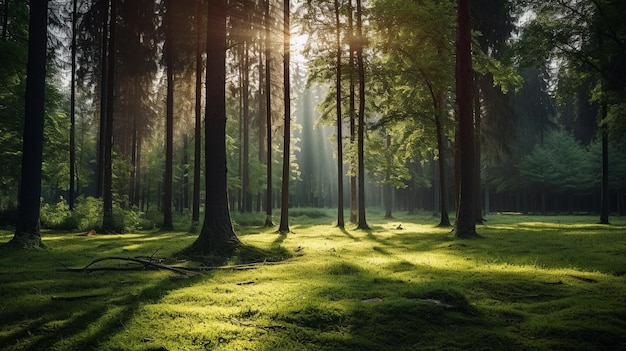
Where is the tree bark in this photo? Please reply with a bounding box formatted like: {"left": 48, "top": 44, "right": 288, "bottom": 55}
{"left": 192, "top": 0, "right": 203, "bottom": 226}
{"left": 348, "top": 0, "right": 357, "bottom": 224}
{"left": 264, "top": 0, "right": 273, "bottom": 227}
{"left": 69, "top": 0, "right": 77, "bottom": 210}
{"left": 435, "top": 90, "right": 451, "bottom": 227}
{"left": 102, "top": 0, "right": 117, "bottom": 232}
{"left": 242, "top": 41, "right": 252, "bottom": 212}
{"left": 12, "top": 0, "right": 48, "bottom": 248}
{"left": 599, "top": 97, "right": 609, "bottom": 224}
{"left": 278, "top": 0, "right": 291, "bottom": 234}
{"left": 334, "top": 0, "right": 344, "bottom": 228}
{"left": 453, "top": 0, "right": 477, "bottom": 238}
{"left": 162, "top": 0, "right": 174, "bottom": 230}
{"left": 355, "top": 0, "right": 368, "bottom": 230}
{"left": 191, "top": 0, "right": 240, "bottom": 254}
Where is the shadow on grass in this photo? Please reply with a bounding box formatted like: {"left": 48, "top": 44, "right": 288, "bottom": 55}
{"left": 0, "top": 236, "right": 293, "bottom": 351}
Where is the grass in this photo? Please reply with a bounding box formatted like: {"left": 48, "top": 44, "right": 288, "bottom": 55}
{"left": 1, "top": 210, "right": 626, "bottom": 350}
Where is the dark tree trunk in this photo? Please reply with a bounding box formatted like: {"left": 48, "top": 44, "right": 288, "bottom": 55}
{"left": 192, "top": 0, "right": 202, "bottom": 226}
{"left": 102, "top": 0, "right": 117, "bottom": 232}
{"left": 599, "top": 98, "right": 609, "bottom": 224}
{"left": 12, "top": 0, "right": 48, "bottom": 248}
{"left": 69, "top": 0, "right": 77, "bottom": 210}
{"left": 334, "top": 0, "right": 344, "bottom": 228}
{"left": 182, "top": 134, "right": 189, "bottom": 210}
{"left": 242, "top": 42, "right": 252, "bottom": 212}
{"left": 473, "top": 77, "right": 484, "bottom": 224}
{"left": 278, "top": 0, "right": 291, "bottom": 234}
{"left": 264, "top": 0, "right": 274, "bottom": 227}
{"left": 96, "top": 0, "right": 110, "bottom": 199}
{"left": 355, "top": 0, "right": 368, "bottom": 230}
{"left": 384, "top": 134, "right": 392, "bottom": 219}
{"left": 162, "top": 0, "right": 174, "bottom": 230}
{"left": 434, "top": 90, "right": 450, "bottom": 227}
{"left": 191, "top": 0, "right": 240, "bottom": 254}
{"left": 453, "top": 0, "right": 477, "bottom": 238}
{"left": 348, "top": 0, "right": 357, "bottom": 224}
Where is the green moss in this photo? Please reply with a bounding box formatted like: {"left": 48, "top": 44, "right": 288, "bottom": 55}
{"left": 0, "top": 214, "right": 625, "bottom": 350}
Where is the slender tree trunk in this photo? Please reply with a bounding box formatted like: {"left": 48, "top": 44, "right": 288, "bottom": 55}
{"left": 97, "top": 0, "right": 110, "bottom": 199}
{"left": 355, "top": 0, "right": 368, "bottom": 230}
{"left": 242, "top": 42, "right": 252, "bottom": 212}
{"left": 69, "top": 0, "right": 77, "bottom": 210}
{"left": 102, "top": 0, "right": 117, "bottom": 232}
{"left": 474, "top": 77, "right": 483, "bottom": 224}
{"left": 258, "top": 44, "right": 265, "bottom": 214}
{"left": 599, "top": 97, "right": 609, "bottom": 224}
{"left": 434, "top": 90, "right": 450, "bottom": 227}
{"left": 348, "top": 0, "right": 357, "bottom": 224}
{"left": 384, "top": 133, "right": 392, "bottom": 219}
{"left": 453, "top": 0, "right": 477, "bottom": 238}
{"left": 162, "top": 0, "right": 174, "bottom": 230}
{"left": 12, "top": 0, "right": 48, "bottom": 248}
{"left": 264, "top": 0, "right": 274, "bottom": 227}
{"left": 191, "top": 0, "right": 240, "bottom": 254}
{"left": 278, "top": 0, "right": 291, "bottom": 234}
{"left": 334, "top": 0, "right": 344, "bottom": 228}
{"left": 182, "top": 134, "right": 189, "bottom": 210}
{"left": 192, "top": 0, "right": 203, "bottom": 226}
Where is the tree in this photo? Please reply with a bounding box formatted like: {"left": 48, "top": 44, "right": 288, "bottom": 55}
{"left": 334, "top": 0, "right": 345, "bottom": 228}
{"left": 453, "top": 0, "right": 477, "bottom": 238}
{"left": 264, "top": 0, "right": 274, "bottom": 227}
{"left": 355, "top": 0, "right": 368, "bottom": 230}
{"left": 192, "top": 0, "right": 203, "bottom": 227}
{"left": 190, "top": 0, "right": 240, "bottom": 254}
{"left": 278, "top": 0, "right": 291, "bottom": 234}
{"left": 520, "top": 0, "right": 626, "bottom": 223}
{"left": 162, "top": 0, "right": 174, "bottom": 230}
{"left": 11, "top": 0, "right": 48, "bottom": 248}
{"left": 101, "top": 0, "right": 117, "bottom": 232}
{"left": 69, "top": 0, "right": 77, "bottom": 211}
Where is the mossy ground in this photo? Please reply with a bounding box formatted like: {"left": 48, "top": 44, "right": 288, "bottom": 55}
{"left": 1, "top": 210, "right": 625, "bottom": 350}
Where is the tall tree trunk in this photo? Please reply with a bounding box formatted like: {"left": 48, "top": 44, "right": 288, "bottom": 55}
{"left": 434, "top": 90, "right": 450, "bottom": 227}
{"left": 355, "top": 0, "right": 368, "bottom": 230}
{"left": 97, "top": 0, "right": 110, "bottom": 199}
{"left": 453, "top": 0, "right": 477, "bottom": 238}
{"left": 162, "top": 0, "right": 174, "bottom": 230}
{"left": 264, "top": 0, "right": 274, "bottom": 227}
{"left": 334, "top": 0, "right": 344, "bottom": 228}
{"left": 191, "top": 0, "right": 240, "bottom": 254}
{"left": 192, "top": 0, "right": 202, "bottom": 226}
{"left": 278, "top": 0, "right": 291, "bottom": 234}
{"left": 12, "top": 0, "right": 48, "bottom": 248}
{"left": 69, "top": 0, "right": 77, "bottom": 210}
{"left": 474, "top": 77, "right": 483, "bottom": 224}
{"left": 182, "top": 134, "right": 189, "bottom": 210}
{"left": 242, "top": 42, "right": 251, "bottom": 212}
{"left": 599, "top": 96, "right": 609, "bottom": 224}
{"left": 348, "top": 0, "right": 357, "bottom": 224}
{"left": 384, "top": 133, "right": 392, "bottom": 219}
{"left": 257, "top": 44, "right": 265, "bottom": 214}
{"left": 102, "top": 0, "right": 117, "bottom": 232}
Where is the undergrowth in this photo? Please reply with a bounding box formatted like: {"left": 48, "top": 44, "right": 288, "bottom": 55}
{"left": 1, "top": 212, "right": 625, "bottom": 350}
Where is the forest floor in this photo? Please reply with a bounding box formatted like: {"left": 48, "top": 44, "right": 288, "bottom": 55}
{"left": 1, "top": 210, "right": 626, "bottom": 350}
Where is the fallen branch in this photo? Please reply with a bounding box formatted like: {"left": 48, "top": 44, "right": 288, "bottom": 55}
{"left": 60, "top": 257, "right": 189, "bottom": 275}
{"left": 60, "top": 258, "right": 283, "bottom": 275}
{"left": 51, "top": 294, "right": 106, "bottom": 301}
